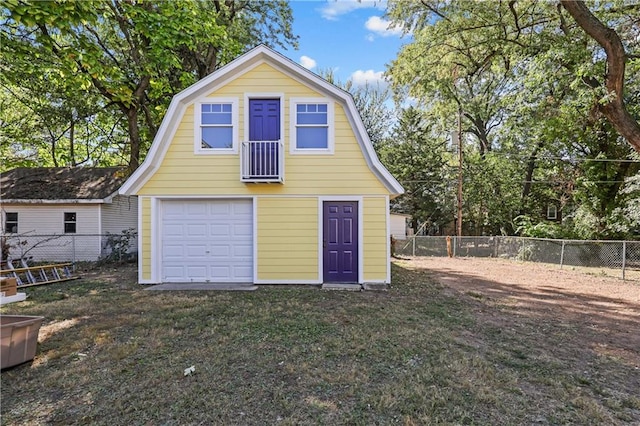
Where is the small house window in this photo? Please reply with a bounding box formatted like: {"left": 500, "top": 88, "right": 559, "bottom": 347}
{"left": 64, "top": 212, "right": 77, "bottom": 233}
{"left": 547, "top": 205, "right": 557, "bottom": 220}
{"left": 4, "top": 212, "right": 18, "bottom": 233}
{"left": 201, "top": 103, "right": 232, "bottom": 149}
{"left": 290, "top": 98, "right": 334, "bottom": 154}
{"left": 195, "top": 98, "right": 238, "bottom": 154}
{"left": 296, "top": 103, "right": 328, "bottom": 148}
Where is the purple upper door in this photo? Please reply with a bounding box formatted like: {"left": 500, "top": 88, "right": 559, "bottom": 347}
{"left": 323, "top": 201, "right": 358, "bottom": 283}
{"left": 249, "top": 99, "right": 280, "bottom": 178}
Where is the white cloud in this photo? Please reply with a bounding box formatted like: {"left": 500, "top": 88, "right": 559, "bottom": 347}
{"left": 299, "top": 55, "right": 317, "bottom": 70}
{"left": 350, "top": 69, "right": 388, "bottom": 86}
{"left": 320, "top": 0, "right": 384, "bottom": 21}
{"left": 365, "top": 16, "right": 403, "bottom": 37}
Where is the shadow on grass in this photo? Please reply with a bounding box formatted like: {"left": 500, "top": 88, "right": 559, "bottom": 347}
{"left": 403, "top": 259, "right": 640, "bottom": 360}
{"left": 396, "top": 258, "right": 640, "bottom": 421}
{"left": 0, "top": 261, "right": 638, "bottom": 425}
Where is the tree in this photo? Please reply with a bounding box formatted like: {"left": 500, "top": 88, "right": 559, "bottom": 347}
{"left": 379, "top": 107, "right": 454, "bottom": 234}
{"left": 317, "top": 68, "right": 394, "bottom": 148}
{"left": 385, "top": 0, "right": 640, "bottom": 238}
{"left": 0, "top": 67, "right": 125, "bottom": 168}
{"left": 560, "top": 0, "right": 640, "bottom": 154}
{"left": 608, "top": 169, "right": 640, "bottom": 238}
{"left": 386, "top": 0, "right": 640, "bottom": 153}
{"left": 1, "top": 0, "right": 297, "bottom": 172}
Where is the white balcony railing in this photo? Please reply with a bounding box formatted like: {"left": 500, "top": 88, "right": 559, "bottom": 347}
{"left": 241, "top": 140, "right": 284, "bottom": 183}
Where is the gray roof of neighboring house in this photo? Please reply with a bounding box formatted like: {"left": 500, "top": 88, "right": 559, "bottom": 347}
{"left": 0, "top": 167, "right": 128, "bottom": 201}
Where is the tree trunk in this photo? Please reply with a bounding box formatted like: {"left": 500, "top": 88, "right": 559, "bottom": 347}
{"left": 561, "top": 0, "right": 640, "bottom": 154}
{"left": 521, "top": 140, "right": 544, "bottom": 213}
{"left": 49, "top": 129, "right": 58, "bottom": 167}
{"left": 464, "top": 113, "right": 491, "bottom": 157}
{"left": 126, "top": 108, "right": 140, "bottom": 174}
{"left": 69, "top": 119, "right": 75, "bottom": 166}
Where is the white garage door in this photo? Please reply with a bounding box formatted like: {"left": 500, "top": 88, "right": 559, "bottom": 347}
{"left": 161, "top": 199, "right": 253, "bottom": 283}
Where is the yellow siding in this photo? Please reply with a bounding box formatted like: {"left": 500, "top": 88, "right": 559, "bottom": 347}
{"left": 363, "top": 197, "right": 388, "bottom": 282}
{"left": 141, "top": 197, "right": 151, "bottom": 281}
{"left": 137, "top": 62, "right": 388, "bottom": 197}
{"left": 257, "top": 197, "right": 318, "bottom": 281}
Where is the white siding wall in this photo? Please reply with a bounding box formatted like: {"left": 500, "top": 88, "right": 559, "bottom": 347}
{"left": 101, "top": 195, "right": 138, "bottom": 234}
{"left": 1, "top": 203, "right": 101, "bottom": 261}
{"left": 390, "top": 214, "right": 408, "bottom": 240}
{"left": 100, "top": 195, "right": 139, "bottom": 259}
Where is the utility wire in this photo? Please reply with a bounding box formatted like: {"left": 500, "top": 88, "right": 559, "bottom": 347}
{"left": 401, "top": 179, "right": 631, "bottom": 184}
{"left": 463, "top": 151, "right": 640, "bottom": 163}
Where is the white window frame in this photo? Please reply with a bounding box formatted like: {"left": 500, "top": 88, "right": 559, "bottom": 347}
{"left": 290, "top": 97, "right": 334, "bottom": 155}
{"left": 64, "top": 212, "right": 77, "bottom": 234}
{"left": 4, "top": 212, "right": 18, "bottom": 233}
{"left": 194, "top": 97, "right": 239, "bottom": 155}
{"left": 547, "top": 204, "right": 558, "bottom": 220}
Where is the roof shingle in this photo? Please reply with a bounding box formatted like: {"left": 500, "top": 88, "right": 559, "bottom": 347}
{"left": 0, "top": 167, "right": 128, "bottom": 201}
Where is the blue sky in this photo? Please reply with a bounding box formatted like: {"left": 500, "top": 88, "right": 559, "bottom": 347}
{"left": 278, "top": 1, "right": 410, "bottom": 86}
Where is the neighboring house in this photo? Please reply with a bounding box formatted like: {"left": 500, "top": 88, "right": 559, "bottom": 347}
{"left": 119, "top": 45, "right": 404, "bottom": 285}
{"left": 390, "top": 213, "right": 411, "bottom": 240}
{"left": 0, "top": 167, "right": 137, "bottom": 262}
{"left": 545, "top": 203, "right": 562, "bottom": 222}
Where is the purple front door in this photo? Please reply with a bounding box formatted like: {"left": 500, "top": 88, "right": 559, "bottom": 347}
{"left": 249, "top": 99, "right": 280, "bottom": 140}
{"left": 323, "top": 201, "right": 358, "bottom": 283}
{"left": 249, "top": 99, "right": 280, "bottom": 178}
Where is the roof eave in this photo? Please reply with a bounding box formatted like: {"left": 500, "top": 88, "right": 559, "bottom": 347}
{"left": 0, "top": 199, "right": 107, "bottom": 204}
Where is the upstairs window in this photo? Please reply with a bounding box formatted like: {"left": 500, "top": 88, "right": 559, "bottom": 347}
{"left": 4, "top": 212, "right": 18, "bottom": 233}
{"left": 195, "top": 98, "right": 238, "bottom": 154}
{"left": 291, "top": 98, "right": 334, "bottom": 154}
{"left": 64, "top": 212, "right": 77, "bottom": 233}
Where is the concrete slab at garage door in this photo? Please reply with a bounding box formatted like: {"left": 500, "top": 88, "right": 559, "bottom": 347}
{"left": 161, "top": 199, "right": 252, "bottom": 282}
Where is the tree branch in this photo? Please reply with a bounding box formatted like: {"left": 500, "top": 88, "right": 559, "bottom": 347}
{"left": 560, "top": 0, "right": 640, "bottom": 154}
{"left": 508, "top": 1, "right": 521, "bottom": 40}
{"left": 421, "top": 0, "right": 450, "bottom": 22}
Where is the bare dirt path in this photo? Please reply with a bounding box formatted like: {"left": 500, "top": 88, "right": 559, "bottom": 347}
{"left": 397, "top": 256, "right": 640, "bottom": 369}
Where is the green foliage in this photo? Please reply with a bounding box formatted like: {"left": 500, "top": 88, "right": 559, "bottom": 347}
{"left": 379, "top": 107, "right": 454, "bottom": 233}
{"left": 316, "top": 68, "right": 394, "bottom": 147}
{"left": 101, "top": 228, "right": 137, "bottom": 264}
{"left": 604, "top": 171, "right": 640, "bottom": 240}
{"left": 384, "top": 0, "right": 640, "bottom": 239}
{"left": 513, "top": 215, "right": 568, "bottom": 239}
{"left": 1, "top": 0, "right": 298, "bottom": 171}
{"left": 462, "top": 152, "right": 523, "bottom": 235}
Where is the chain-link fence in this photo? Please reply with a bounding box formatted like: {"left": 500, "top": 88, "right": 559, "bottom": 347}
{"left": 394, "top": 236, "right": 640, "bottom": 280}
{"left": 1, "top": 231, "right": 137, "bottom": 264}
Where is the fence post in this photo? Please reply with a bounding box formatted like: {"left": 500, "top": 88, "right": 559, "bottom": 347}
{"left": 72, "top": 235, "right": 76, "bottom": 271}
{"left": 453, "top": 236, "right": 457, "bottom": 257}
{"left": 560, "top": 240, "right": 566, "bottom": 269}
{"left": 412, "top": 236, "right": 416, "bottom": 256}
{"left": 622, "top": 241, "right": 626, "bottom": 281}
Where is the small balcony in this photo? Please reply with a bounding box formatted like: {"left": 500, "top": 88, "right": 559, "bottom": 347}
{"left": 241, "top": 140, "right": 284, "bottom": 183}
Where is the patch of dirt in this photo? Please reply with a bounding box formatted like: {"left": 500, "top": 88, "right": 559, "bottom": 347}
{"left": 38, "top": 317, "right": 86, "bottom": 343}
{"left": 402, "top": 257, "right": 640, "bottom": 369}
{"left": 74, "top": 262, "right": 138, "bottom": 286}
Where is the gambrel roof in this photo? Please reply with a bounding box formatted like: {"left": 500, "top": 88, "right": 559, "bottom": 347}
{"left": 119, "top": 44, "right": 403, "bottom": 196}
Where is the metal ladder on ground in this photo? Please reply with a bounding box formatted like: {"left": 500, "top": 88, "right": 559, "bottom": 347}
{"left": 0, "top": 258, "right": 77, "bottom": 287}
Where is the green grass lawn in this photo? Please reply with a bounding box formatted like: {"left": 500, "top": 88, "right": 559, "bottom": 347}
{"left": 1, "top": 262, "right": 638, "bottom": 425}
